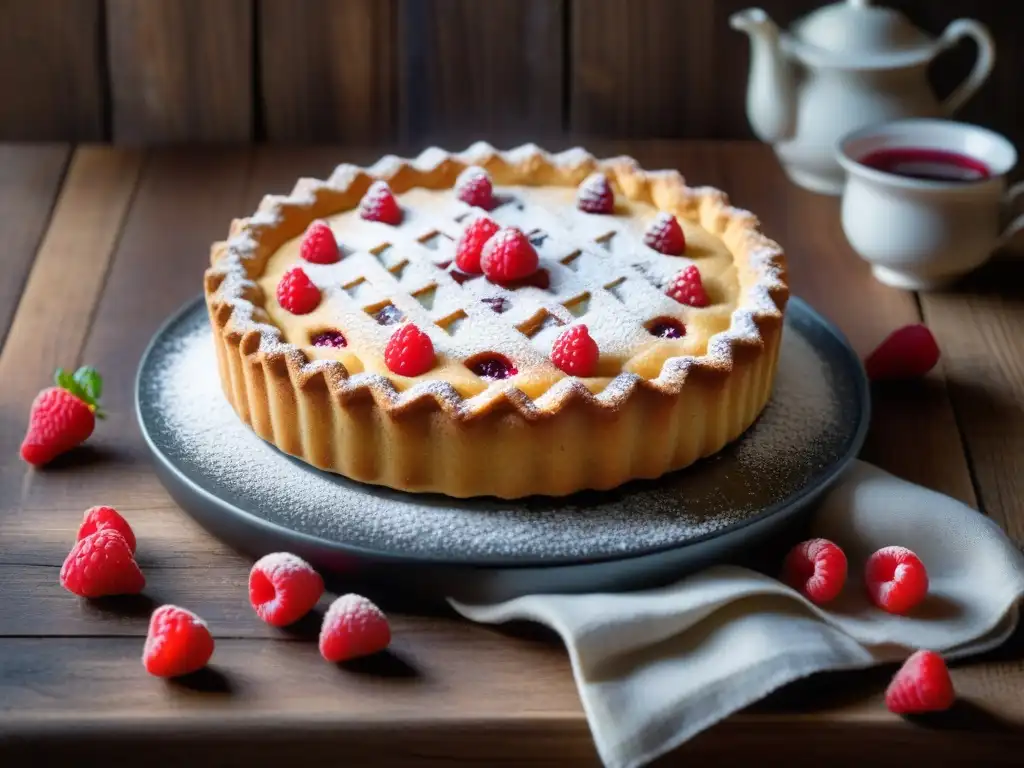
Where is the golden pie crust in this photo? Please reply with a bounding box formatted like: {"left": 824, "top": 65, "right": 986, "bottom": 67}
{"left": 204, "top": 143, "right": 789, "bottom": 499}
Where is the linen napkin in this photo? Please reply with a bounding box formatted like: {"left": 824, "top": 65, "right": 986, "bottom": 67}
{"left": 449, "top": 460, "right": 1024, "bottom": 768}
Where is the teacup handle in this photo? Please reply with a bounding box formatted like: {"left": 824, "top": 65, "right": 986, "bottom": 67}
{"left": 996, "top": 182, "right": 1024, "bottom": 251}
{"left": 939, "top": 19, "right": 996, "bottom": 116}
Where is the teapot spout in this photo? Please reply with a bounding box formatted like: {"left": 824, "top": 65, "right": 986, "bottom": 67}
{"left": 730, "top": 8, "right": 797, "bottom": 144}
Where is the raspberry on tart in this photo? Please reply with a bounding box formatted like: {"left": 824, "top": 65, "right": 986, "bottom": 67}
{"left": 300, "top": 220, "right": 341, "bottom": 264}
{"left": 480, "top": 226, "right": 539, "bottom": 283}
{"left": 455, "top": 165, "right": 496, "bottom": 210}
{"left": 644, "top": 212, "right": 687, "bottom": 255}
{"left": 576, "top": 172, "right": 615, "bottom": 214}
{"left": 205, "top": 144, "right": 789, "bottom": 499}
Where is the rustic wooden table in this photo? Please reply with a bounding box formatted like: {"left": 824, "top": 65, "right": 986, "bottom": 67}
{"left": 1, "top": 142, "right": 1022, "bottom": 766}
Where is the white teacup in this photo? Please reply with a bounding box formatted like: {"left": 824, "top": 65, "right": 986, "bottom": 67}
{"left": 837, "top": 118, "right": 1024, "bottom": 290}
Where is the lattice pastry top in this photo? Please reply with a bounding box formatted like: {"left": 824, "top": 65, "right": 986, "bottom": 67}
{"left": 205, "top": 143, "right": 788, "bottom": 421}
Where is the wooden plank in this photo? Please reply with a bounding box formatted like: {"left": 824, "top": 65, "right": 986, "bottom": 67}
{"left": 0, "top": 145, "right": 71, "bottom": 351}
{"left": 106, "top": 0, "right": 253, "bottom": 144}
{"left": 0, "top": 0, "right": 105, "bottom": 141}
{"left": 0, "top": 147, "right": 142, "bottom": 470}
{"left": 920, "top": 263, "right": 1024, "bottom": 541}
{"left": 258, "top": 0, "right": 397, "bottom": 143}
{"left": 570, "top": 0, "right": 718, "bottom": 138}
{"left": 398, "top": 0, "right": 565, "bottom": 146}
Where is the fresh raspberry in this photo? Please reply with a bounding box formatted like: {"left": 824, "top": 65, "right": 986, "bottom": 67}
{"left": 455, "top": 216, "right": 500, "bottom": 274}
{"left": 551, "top": 325, "right": 600, "bottom": 377}
{"left": 78, "top": 505, "right": 136, "bottom": 554}
{"left": 782, "top": 538, "right": 848, "bottom": 604}
{"left": 576, "top": 172, "right": 615, "bottom": 214}
{"left": 249, "top": 552, "right": 325, "bottom": 627}
{"left": 319, "top": 594, "right": 391, "bottom": 662}
{"left": 885, "top": 650, "right": 955, "bottom": 714}
{"left": 60, "top": 528, "right": 145, "bottom": 598}
{"left": 865, "top": 546, "right": 929, "bottom": 614}
{"left": 299, "top": 220, "right": 340, "bottom": 264}
{"left": 142, "top": 605, "right": 215, "bottom": 678}
{"left": 666, "top": 265, "right": 710, "bottom": 307}
{"left": 480, "top": 227, "right": 539, "bottom": 283}
{"left": 864, "top": 324, "right": 940, "bottom": 381}
{"left": 455, "top": 166, "right": 496, "bottom": 210}
{"left": 358, "top": 180, "right": 402, "bottom": 225}
{"left": 384, "top": 324, "right": 435, "bottom": 377}
{"left": 20, "top": 366, "right": 103, "bottom": 466}
{"left": 644, "top": 212, "right": 687, "bottom": 255}
{"left": 276, "top": 267, "right": 320, "bottom": 315}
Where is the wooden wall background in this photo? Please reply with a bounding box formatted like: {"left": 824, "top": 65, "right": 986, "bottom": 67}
{"left": 0, "top": 0, "right": 1021, "bottom": 148}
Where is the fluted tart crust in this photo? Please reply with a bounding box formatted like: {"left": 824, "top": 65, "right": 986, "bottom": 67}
{"left": 204, "top": 143, "right": 789, "bottom": 498}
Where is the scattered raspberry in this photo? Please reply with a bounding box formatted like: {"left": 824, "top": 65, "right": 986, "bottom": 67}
{"left": 384, "top": 324, "right": 435, "bottom": 377}
{"left": 644, "top": 212, "right": 687, "bottom": 255}
{"left": 60, "top": 528, "right": 145, "bottom": 598}
{"left": 864, "top": 324, "right": 940, "bottom": 381}
{"left": 455, "top": 166, "right": 496, "bottom": 210}
{"left": 78, "top": 506, "right": 136, "bottom": 554}
{"left": 666, "top": 265, "right": 710, "bottom": 307}
{"left": 782, "top": 538, "right": 848, "bottom": 604}
{"left": 276, "top": 267, "right": 320, "bottom": 315}
{"left": 143, "top": 605, "right": 215, "bottom": 678}
{"left": 865, "top": 546, "right": 929, "bottom": 614}
{"left": 480, "top": 227, "right": 539, "bottom": 283}
{"left": 576, "top": 172, "right": 615, "bottom": 214}
{"left": 358, "top": 180, "right": 402, "bottom": 225}
{"left": 319, "top": 593, "right": 391, "bottom": 662}
{"left": 249, "top": 552, "right": 325, "bottom": 627}
{"left": 455, "top": 216, "right": 500, "bottom": 274}
{"left": 885, "top": 650, "right": 955, "bottom": 714}
{"left": 551, "top": 325, "right": 600, "bottom": 377}
{"left": 299, "top": 220, "right": 340, "bottom": 264}
{"left": 20, "top": 367, "right": 103, "bottom": 466}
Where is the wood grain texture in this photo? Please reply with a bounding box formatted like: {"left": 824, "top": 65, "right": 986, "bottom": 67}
{"left": 259, "top": 0, "right": 397, "bottom": 143}
{"left": 0, "top": 144, "right": 1021, "bottom": 766}
{"left": 399, "top": 0, "right": 565, "bottom": 146}
{"left": 920, "top": 261, "right": 1024, "bottom": 541}
{"left": 0, "top": 145, "right": 70, "bottom": 353}
{"left": 0, "top": 0, "right": 105, "bottom": 141}
{"left": 106, "top": 0, "right": 253, "bottom": 144}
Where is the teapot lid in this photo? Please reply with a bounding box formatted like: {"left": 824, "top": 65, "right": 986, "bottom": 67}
{"left": 788, "top": 0, "right": 938, "bottom": 68}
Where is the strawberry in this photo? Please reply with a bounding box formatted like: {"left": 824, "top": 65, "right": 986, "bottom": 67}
{"left": 384, "top": 324, "right": 435, "bottom": 377}
{"left": 865, "top": 546, "right": 929, "bottom": 615}
{"left": 782, "top": 538, "right": 848, "bottom": 604}
{"left": 666, "top": 265, "right": 710, "bottom": 307}
{"left": 319, "top": 594, "right": 391, "bottom": 662}
{"left": 864, "top": 324, "right": 940, "bottom": 381}
{"left": 276, "top": 267, "right": 321, "bottom": 315}
{"left": 249, "top": 552, "right": 325, "bottom": 627}
{"left": 60, "top": 528, "right": 145, "bottom": 598}
{"left": 21, "top": 366, "right": 104, "bottom": 466}
{"left": 551, "top": 325, "right": 600, "bottom": 377}
{"left": 455, "top": 166, "right": 496, "bottom": 210}
{"left": 455, "top": 215, "right": 500, "bottom": 274}
{"left": 299, "top": 220, "right": 340, "bottom": 264}
{"left": 480, "top": 227, "right": 539, "bottom": 283}
{"left": 644, "top": 212, "right": 687, "bottom": 256}
{"left": 143, "top": 605, "right": 215, "bottom": 678}
{"left": 885, "top": 650, "right": 955, "bottom": 714}
{"left": 576, "top": 172, "right": 615, "bottom": 214}
{"left": 78, "top": 505, "right": 136, "bottom": 554}
{"left": 359, "top": 180, "right": 402, "bottom": 225}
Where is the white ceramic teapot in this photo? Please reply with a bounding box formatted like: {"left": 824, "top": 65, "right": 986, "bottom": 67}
{"left": 730, "top": 0, "right": 995, "bottom": 195}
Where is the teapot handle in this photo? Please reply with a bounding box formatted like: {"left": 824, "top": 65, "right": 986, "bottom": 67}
{"left": 938, "top": 19, "right": 996, "bottom": 116}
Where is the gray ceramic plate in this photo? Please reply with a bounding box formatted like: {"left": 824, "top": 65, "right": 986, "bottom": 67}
{"left": 136, "top": 296, "right": 869, "bottom": 602}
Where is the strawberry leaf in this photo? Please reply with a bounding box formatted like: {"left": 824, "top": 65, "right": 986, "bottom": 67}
{"left": 73, "top": 366, "right": 103, "bottom": 402}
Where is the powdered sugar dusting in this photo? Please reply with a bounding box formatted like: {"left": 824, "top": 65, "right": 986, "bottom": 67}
{"left": 142, "top": 301, "right": 860, "bottom": 563}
